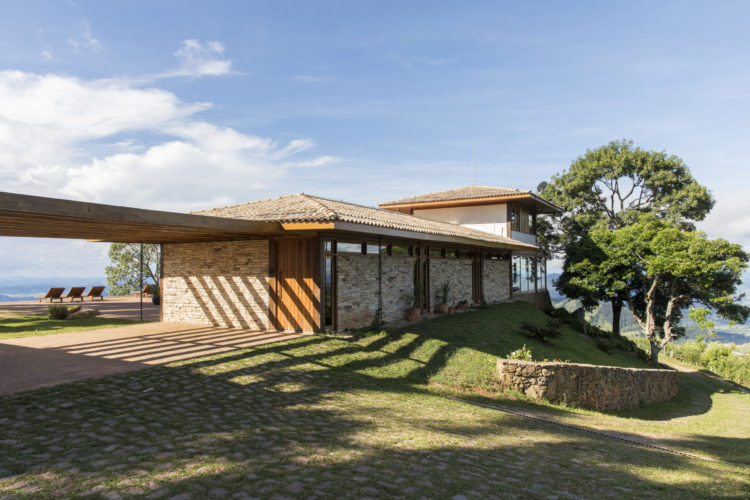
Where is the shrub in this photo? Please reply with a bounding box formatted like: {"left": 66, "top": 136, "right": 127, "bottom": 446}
{"left": 595, "top": 337, "right": 613, "bottom": 353}
{"left": 508, "top": 344, "right": 533, "bottom": 361}
{"left": 519, "top": 320, "right": 563, "bottom": 343}
{"left": 48, "top": 304, "right": 69, "bottom": 320}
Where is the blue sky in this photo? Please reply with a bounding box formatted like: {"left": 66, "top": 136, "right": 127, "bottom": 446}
{"left": 1, "top": 0, "right": 749, "bottom": 283}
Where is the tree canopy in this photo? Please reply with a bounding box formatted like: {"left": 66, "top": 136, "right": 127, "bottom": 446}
{"left": 590, "top": 215, "right": 749, "bottom": 362}
{"left": 541, "top": 140, "right": 715, "bottom": 337}
{"left": 105, "top": 243, "right": 160, "bottom": 296}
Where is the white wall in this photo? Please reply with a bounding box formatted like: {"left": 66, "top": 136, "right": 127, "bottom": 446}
{"left": 414, "top": 205, "right": 508, "bottom": 237}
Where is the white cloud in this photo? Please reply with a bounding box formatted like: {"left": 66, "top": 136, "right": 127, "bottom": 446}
{"left": 0, "top": 70, "right": 334, "bottom": 211}
{"left": 42, "top": 50, "right": 53, "bottom": 60}
{"left": 164, "top": 39, "right": 232, "bottom": 78}
{"left": 67, "top": 22, "right": 101, "bottom": 52}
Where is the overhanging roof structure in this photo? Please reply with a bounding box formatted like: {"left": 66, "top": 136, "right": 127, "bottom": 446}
{"left": 0, "top": 192, "right": 285, "bottom": 243}
{"left": 0, "top": 191, "right": 539, "bottom": 251}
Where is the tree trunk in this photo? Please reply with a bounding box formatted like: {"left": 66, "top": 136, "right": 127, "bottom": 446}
{"left": 649, "top": 341, "right": 661, "bottom": 365}
{"left": 611, "top": 300, "right": 622, "bottom": 338}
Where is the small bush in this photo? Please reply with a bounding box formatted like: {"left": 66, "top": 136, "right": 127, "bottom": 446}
{"left": 508, "top": 344, "right": 533, "bottom": 361}
{"left": 595, "top": 337, "right": 613, "bottom": 353}
{"left": 48, "top": 304, "right": 69, "bottom": 320}
{"left": 518, "top": 320, "right": 563, "bottom": 343}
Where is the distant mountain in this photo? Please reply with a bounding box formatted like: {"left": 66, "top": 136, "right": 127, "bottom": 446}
{"left": 0, "top": 276, "right": 108, "bottom": 302}
{"left": 547, "top": 273, "right": 749, "bottom": 345}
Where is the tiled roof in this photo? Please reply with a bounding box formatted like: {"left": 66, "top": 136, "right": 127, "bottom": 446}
{"left": 194, "top": 193, "right": 537, "bottom": 249}
{"left": 379, "top": 185, "right": 531, "bottom": 206}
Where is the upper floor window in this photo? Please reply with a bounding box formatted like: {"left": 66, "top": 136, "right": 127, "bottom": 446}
{"left": 510, "top": 206, "right": 520, "bottom": 231}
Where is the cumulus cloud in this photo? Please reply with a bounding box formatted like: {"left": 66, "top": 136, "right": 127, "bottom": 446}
{"left": 0, "top": 70, "right": 335, "bottom": 211}
{"left": 164, "top": 39, "right": 232, "bottom": 78}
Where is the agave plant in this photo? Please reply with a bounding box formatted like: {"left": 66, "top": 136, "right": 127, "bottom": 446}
{"left": 518, "top": 319, "right": 563, "bottom": 344}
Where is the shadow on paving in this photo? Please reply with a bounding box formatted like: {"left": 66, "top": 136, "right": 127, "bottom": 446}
{"left": 0, "top": 335, "right": 747, "bottom": 498}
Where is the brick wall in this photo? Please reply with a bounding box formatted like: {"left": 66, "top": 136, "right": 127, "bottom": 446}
{"left": 429, "top": 258, "right": 473, "bottom": 307}
{"left": 162, "top": 240, "right": 270, "bottom": 329}
{"left": 483, "top": 259, "right": 510, "bottom": 303}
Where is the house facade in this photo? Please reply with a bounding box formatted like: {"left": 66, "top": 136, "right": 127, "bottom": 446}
{"left": 161, "top": 186, "right": 561, "bottom": 332}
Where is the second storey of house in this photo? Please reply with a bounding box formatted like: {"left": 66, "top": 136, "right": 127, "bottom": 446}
{"left": 379, "top": 185, "right": 561, "bottom": 246}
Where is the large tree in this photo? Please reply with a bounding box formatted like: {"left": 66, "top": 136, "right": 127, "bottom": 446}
{"left": 105, "top": 243, "right": 161, "bottom": 296}
{"left": 541, "top": 140, "right": 714, "bottom": 336}
{"left": 590, "top": 215, "right": 749, "bottom": 363}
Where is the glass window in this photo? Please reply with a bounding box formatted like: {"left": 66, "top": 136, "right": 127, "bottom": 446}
{"left": 324, "top": 257, "right": 333, "bottom": 327}
{"left": 510, "top": 206, "right": 520, "bottom": 231}
{"left": 429, "top": 248, "right": 443, "bottom": 257}
{"left": 391, "top": 245, "right": 410, "bottom": 256}
{"left": 366, "top": 243, "right": 380, "bottom": 255}
{"left": 458, "top": 249, "right": 472, "bottom": 259}
{"left": 512, "top": 256, "right": 521, "bottom": 292}
{"left": 337, "top": 242, "right": 362, "bottom": 254}
{"left": 537, "top": 258, "right": 545, "bottom": 291}
{"left": 529, "top": 214, "right": 536, "bottom": 235}
{"left": 324, "top": 240, "right": 333, "bottom": 253}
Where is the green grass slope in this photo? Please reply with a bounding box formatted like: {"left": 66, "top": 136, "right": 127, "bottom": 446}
{"left": 0, "top": 312, "right": 137, "bottom": 339}
{"left": 351, "top": 301, "right": 649, "bottom": 392}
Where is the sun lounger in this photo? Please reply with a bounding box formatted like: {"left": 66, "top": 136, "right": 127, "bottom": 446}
{"left": 134, "top": 284, "right": 154, "bottom": 297}
{"left": 63, "top": 287, "right": 86, "bottom": 302}
{"left": 37, "top": 287, "right": 66, "bottom": 302}
{"left": 85, "top": 286, "right": 106, "bottom": 301}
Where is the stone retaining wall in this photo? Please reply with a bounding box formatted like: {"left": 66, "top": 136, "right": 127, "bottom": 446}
{"left": 511, "top": 290, "right": 553, "bottom": 311}
{"left": 496, "top": 359, "right": 679, "bottom": 410}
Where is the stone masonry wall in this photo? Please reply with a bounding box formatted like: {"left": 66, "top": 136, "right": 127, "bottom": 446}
{"left": 483, "top": 259, "right": 510, "bottom": 303}
{"left": 336, "top": 254, "right": 379, "bottom": 330}
{"left": 381, "top": 256, "right": 417, "bottom": 324}
{"left": 162, "top": 240, "right": 270, "bottom": 329}
{"left": 496, "top": 359, "right": 679, "bottom": 410}
{"left": 430, "top": 258, "right": 473, "bottom": 307}
{"left": 336, "top": 254, "right": 417, "bottom": 329}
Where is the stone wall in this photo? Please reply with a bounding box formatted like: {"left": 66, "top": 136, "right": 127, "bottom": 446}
{"left": 336, "top": 254, "right": 379, "bottom": 330}
{"left": 430, "top": 258, "right": 473, "bottom": 306}
{"left": 496, "top": 359, "right": 679, "bottom": 411}
{"left": 512, "top": 290, "right": 553, "bottom": 312}
{"left": 381, "top": 256, "right": 417, "bottom": 324}
{"left": 483, "top": 259, "right": 510, "bottom": 303}
{"left": 162, "top": 240, "right": 270, "bottom": 329}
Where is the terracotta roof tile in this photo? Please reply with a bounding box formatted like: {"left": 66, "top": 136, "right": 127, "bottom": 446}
{"left": 193, "top": 193, "right": 537, "bottom": 249}
{"left": 379, "top": 185, "right": 531, "bottom": 206}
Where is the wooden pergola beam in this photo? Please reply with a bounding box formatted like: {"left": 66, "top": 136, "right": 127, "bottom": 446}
{"left": 0, "top": 192, "right": 286, "bottom": 243}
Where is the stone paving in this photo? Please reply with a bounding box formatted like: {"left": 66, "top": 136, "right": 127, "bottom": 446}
{"left": 0, "top": 323, "right": 307, "bottom": 394}
{"left": 1, "top": 335, "right": 745, "bottom": 498}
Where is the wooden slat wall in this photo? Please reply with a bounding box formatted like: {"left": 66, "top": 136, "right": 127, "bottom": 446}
{"left": 274, "top": 239, "right": 321, "bottom": 332}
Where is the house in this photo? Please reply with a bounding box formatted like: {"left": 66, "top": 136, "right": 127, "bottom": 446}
{"left": 163, "top": 187, "right": 561, "bottom": 332}
{"left": 0, "top": 186, "right": 561, "bottom": 333}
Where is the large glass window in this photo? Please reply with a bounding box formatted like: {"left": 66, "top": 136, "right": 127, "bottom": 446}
{"left": 510, "top": 206, "right": 520, "bottom": 231}
{"left": 512, "top": 256, "right": 521, "bottom": 292}
{"left": 324, "top": 256, "right": 333, "bottom": 327}
{"left": 337, "top": 242, "right": 363, "bottom": 254}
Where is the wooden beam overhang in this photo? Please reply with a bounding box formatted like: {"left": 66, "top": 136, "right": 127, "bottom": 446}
{"left": 327, "top": 221, "right": 539, "bottom": 252}
{"left": 379, "top": 193, "right": 562, "bottom": 215}
{"left": 0, "top": 192, "right": 286, "bottom": 243}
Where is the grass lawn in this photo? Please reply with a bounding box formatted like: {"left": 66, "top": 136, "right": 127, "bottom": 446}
{"left": 0, "top": 311, "right": 137, "bottom": 340}
{"left": 1, "top": 302, "right": 748, "bottom": 498}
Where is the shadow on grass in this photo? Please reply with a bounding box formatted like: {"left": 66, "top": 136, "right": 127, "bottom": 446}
{"left": 0, "top": 332, "right": 747, "bottom": 498}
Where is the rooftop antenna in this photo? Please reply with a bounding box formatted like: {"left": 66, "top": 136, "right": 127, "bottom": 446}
{"left": 473, "top": 140, "right": 477, "bottom": 185}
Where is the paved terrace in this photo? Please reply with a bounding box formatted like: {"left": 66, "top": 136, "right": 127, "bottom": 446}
{"left": 0, "top": 295, "right": 161, "bottom": 322}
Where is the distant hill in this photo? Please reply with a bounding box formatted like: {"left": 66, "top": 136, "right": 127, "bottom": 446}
{"left": 0, "top": 276, "right": 108, "bottom": 302}
{"left": 547, "top": 273, "right": 750, "bottom": 346}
